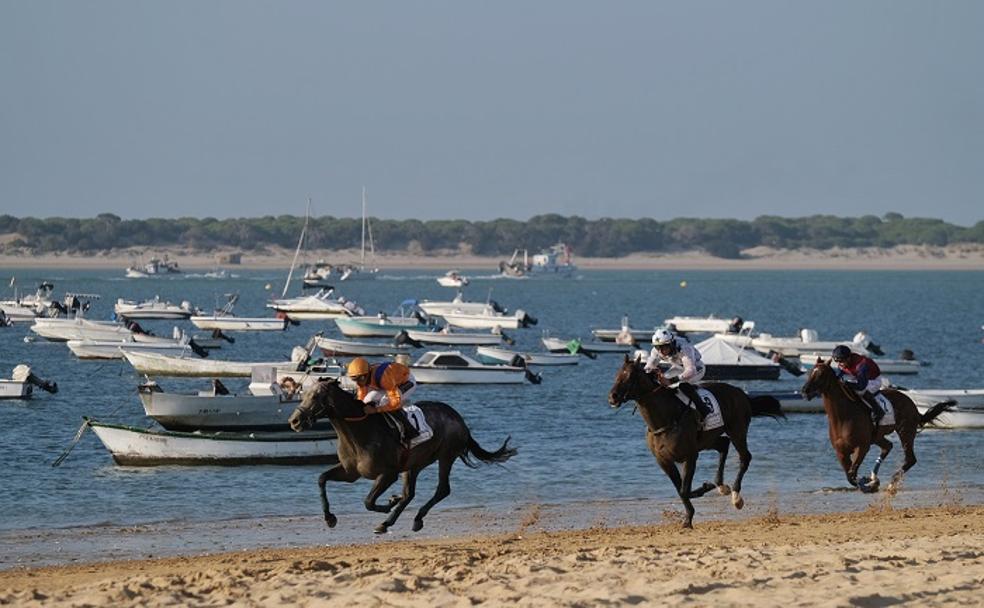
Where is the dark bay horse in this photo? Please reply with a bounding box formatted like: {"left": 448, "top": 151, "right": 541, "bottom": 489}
{"left": 288, "top": 379, "right": 516, "bottom": 533}
{"left": 800, "top": 359, "right": 951, "bottom": 492}
{"left": 608, "top": 356, "right": 784, "bottom": 528}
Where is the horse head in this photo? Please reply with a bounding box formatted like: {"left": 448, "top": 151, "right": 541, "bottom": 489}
{"left": 801, "top": 357, "right": 836, "bottom": 400}
{"left": 608, "top": 354, "right": 658, "bottom": 408}
{"left": 288, "top": 378, "right": 364, "bottom": 431}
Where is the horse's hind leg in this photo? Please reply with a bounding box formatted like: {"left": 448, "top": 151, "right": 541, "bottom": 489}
{"left": 728, "top": 431, "right": 752, "bottom": 510}
{"left": 889, "top": 425, "right": 918, "bottom": 490}
{"left": 712, "top": 435, "right": 732, "bottom": 495}
{"left": 319, "top": 465, "right": 360, "bottom": 528}
{"left": 850, "top": 444, "right": 876, "bottom": 493}
{"left": 375, "top": 468, "right": 420, "bottom": 534}
{"left": 364, "top": 471, "right": 400, "bottom": 513}
{"left": 412, "top": 455, "right": 455, "bottom": 532}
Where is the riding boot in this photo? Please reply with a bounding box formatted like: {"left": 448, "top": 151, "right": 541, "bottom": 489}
{"left": 679, "top": 383, "right": 707, "bottom": 426}
{"left": 395, "top": 408, "right": 420, "bottom": 443}
{"left": 863, "top": 393, "right": 884, "bottom": 428}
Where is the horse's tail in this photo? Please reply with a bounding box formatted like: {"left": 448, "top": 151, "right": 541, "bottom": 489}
{"left": 749, "top": 395, "right": 786, "bottom": 420}
{"left": 918, "top": 400, "right": 955, "bottom": 427}
{"left": 460, "top": 435, "right": 517, "bottom": 469}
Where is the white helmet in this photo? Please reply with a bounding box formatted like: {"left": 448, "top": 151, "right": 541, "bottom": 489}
{"left": 652, "top": 328, "right": 674, "bottom": 346}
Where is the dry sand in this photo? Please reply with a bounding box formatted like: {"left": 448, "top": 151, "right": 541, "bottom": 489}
{"left": 1, "top": 244, "right": 983, "bottom": 270}
{"left": 1, "top": 505, "right": 981, "bottom": 607}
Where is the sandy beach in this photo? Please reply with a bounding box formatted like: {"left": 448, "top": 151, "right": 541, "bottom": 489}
{"left": 0, "top": 244, "right": 983, "bottom": 271}
{"left": 0, "top": 505, "right": 980, "bottom": 606}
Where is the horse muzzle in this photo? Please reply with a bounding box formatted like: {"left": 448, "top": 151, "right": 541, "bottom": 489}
{"left": 608, "top": 394, "right": 623, "bottom": 408}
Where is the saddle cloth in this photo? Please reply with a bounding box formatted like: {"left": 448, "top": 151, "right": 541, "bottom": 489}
{"left": 402, "top": 404, "right": 433, "bottom": 448}
{"left": 874, "top": 393, "right": 896, "bottom": 427}
{"left": 675, "top": 388, "right": 724, "bottom": 431}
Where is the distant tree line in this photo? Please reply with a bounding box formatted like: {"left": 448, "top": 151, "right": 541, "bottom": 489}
{"left": 0, "top": 212, "right": 981, "bottom": 259}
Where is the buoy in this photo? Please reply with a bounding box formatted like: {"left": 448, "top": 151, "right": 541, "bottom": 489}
{"left": 680, "top": 280, "right": 687, "bottom": 288}
{"left": 264, "top": 283, "right": 272, "bottom": 290}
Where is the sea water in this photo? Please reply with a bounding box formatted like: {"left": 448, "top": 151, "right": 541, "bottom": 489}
{"left": 0, "top": 268, "right": 981, "bottom": 565}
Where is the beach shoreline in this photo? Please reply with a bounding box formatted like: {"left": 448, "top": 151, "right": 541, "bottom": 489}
{"left": 1, "top": 504, "right": 981, "bottom": 606}
{"left": 1, "top": 243, "right": 983, "bottom": 271}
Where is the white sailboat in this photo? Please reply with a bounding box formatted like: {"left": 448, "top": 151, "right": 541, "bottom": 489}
{"left": 337, "top": 186, "right": 379, "bottom": 281}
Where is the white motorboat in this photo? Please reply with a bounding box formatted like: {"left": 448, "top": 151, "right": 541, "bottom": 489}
{"left": 665, "top": 315, "right": 745, "bottom": 335}
{"left": 592, "top": 315, "right": 656, "bottom": 344}
{"left": 719, "top": 328, "right": 882, "bottom": 358}
{"left": 316, "top": 336, "right": 414, "bottom": 357}
{"left": 400, "top": 328, "right": 505, "bottom": 346}
{"left": 693, "top": 336, "right": 781, "bottom": 381}
{"left": 0, "top": 365, "right": 58, "bottom": 399}
{"left": 1, "top": 281, "right": 58, "bottom": 321}
{"left": 137, "top": 371, "right": 317, "bottom": 432}
{"left": 417, "top": 293, "right": 509, "bottom": 318}
{"left": 67, "top": 337, "right": 201, "bottom": 360}
{"left": 542, "top": 336, "right": 633, "bottom": 355}
{"left": 441, "top": 308, "right": 536, "bottom": 330}
{"left": 266, "top": 289, "right": 355, "bottom": 320}
{"left": 335, "top": 315, "right": 424, "bottom": 337}
{"left": 437, "top": 270, "right": 470, "bottom": 288}
{"left": 910, "top": 403, "right": 984, "bottom": 429}
{"left": 87, "top": 419, "right": 337, "bottom": 466}
{"left": 124, "top": 266, "right": 148, "bottom": 278}
{"left": 900, "top": 388, "right": 984, "bottom": 410}
{"left": 114, "top": 296, "right": 199, "bottom": 320}
{"left": 475, "top": 346, "right": 579, "bottom": 366}
{"left": 31, "top": 317, "right": 133, "bottom": 342}
{"left": 122, "top": 350, "right": 301, "bottom": 377}
{"left": 800, "top": 355, "right": 923, "bottom": 375}
{"left": 410, "top": 351, "right": 532, "bottom": 384}
{"left": 190, "top": 315, "right": 288, "bottom": 331}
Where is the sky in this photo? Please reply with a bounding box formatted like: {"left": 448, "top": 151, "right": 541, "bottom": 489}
{"left": 1, "top": 1, "right": 981, "bottom": 225}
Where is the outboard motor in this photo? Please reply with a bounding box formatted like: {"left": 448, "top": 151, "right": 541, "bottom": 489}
{"left": 515, "top": 309, "right": 538, "bottom": 327}
{"left": 188, "top": 339, "right": 209, "bottom": 358}
{"left": 768, "top": 351, "right": 804, "bottom": 377}
{"left": 212, "top": 328, "right": 235, "bottom": 344}
{"left": 524, "top": 368, "right": 543, "bottom": 385}
{"left": 12, "top": 364, "right": 58, "bottom": 394}
{"left": 727, "top": 316, "right": 744, "bottom": 334}
{"left": 393, "top": 330, "right": 424, "bottom": 349}
{"left": 498, "top": 330, "right": 515, "bottom": 346}
{"left": 853, "top": 331, "right": 884, "bottom": 356}
{"left": 490, "top": 300, "right": 506, "bottom": 314}
{"left": 900, "top": 349, "right": 915, "bottom": 361}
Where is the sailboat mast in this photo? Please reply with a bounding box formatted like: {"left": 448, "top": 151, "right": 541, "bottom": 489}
{"left": 361, "top": 187, "right": 367, "bottom": 269}
{"left": 282, "top": 199, "right": 310, "bottom": 298}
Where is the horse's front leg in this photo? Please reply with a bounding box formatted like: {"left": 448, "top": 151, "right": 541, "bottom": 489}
{"left": 683, "top": 454, "right": 716, "bottom": 500}
{"left": 375, "top": 468, "right": 420, "bottom": 534}
{"left": 319, "top": 465, "right": 360, "bottom": 528}
{"left": 657, "top": 457, "right": 694, "bottom": 528}
{"left": 850, "top": 444, "right": 876, "bottom": 493}
{"left": 364, "top": 471, "right": 400, "bottom": 513}
{"left": 867, "top": 435, "right": 893, "bottom": 491}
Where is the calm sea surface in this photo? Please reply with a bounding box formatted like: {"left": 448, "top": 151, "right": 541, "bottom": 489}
{"left": 1, "top": 268, "right": 982, "bottom": 563}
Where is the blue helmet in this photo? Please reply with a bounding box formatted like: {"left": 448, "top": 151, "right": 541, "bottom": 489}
{"left": 831, "top": 345, "right": 852, "bottom": 362}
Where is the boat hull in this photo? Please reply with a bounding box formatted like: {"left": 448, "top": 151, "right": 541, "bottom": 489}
{"left": 68, "top": 341, "right": 196, "bottom": 360}
{"left": 138, "top": 391, "right": 314, "bottom": 432}
{"left": 542, "top": 337, "right": 632, "bottom": 354}
{"left": 442, "top": 313, "right": 524, "bottom": 330}
{"left": 316, "top": 337, "right": 412, "bottom": 357}
{"left": 190, "top": 316, "right": 287, "bottom": 331}
{"left": 88, "top": 421, "right": 338, "bottom": 466}
{"left": 0, "top": 380, "right": 32, "bottom": 399}
{"left": 123, "top": 350, "right": 292, "bottom": 377}
{"left": 335, "top": 317, "right": 420, "bottom": 338}
{"left": 475, "top": 346, "right": 579, "bottom": 366}
{"left": 405, "top": 330, "right": 503, "bottom": 346}
{"left": 410, "top": 366, "right": 527, "bottom": 384}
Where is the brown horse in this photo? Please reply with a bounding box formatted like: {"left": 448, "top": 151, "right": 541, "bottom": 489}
{"left": 800, "top": 359, "right": 952, "bottom": 492}
{"left": 288, "top": 379, "right": 516, "bottom": 533}
{"left": 608, "top": 356, "right": 784, "bottom": 528}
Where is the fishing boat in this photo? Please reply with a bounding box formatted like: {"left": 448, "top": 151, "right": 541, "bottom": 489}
{"left": 437, "top": 270, "right": 470, "bottom": 288}
{"left": 190, "top": 293, "right": 288, "bottom": 331}
{"left": 0, "top": 281, "right": 59, "bottom": 321}
{"left": 417, "top": 292, "right": 509, "bottom": 318}
{"left": 266, "top": 288, "right": 355, "bottom": 320}
{"left": 316, "top": 336, "right": 414, "bottom": 357}
{"left": 67, "top": 338, "right": 202, "bottom": 360}
{"left": 799, "top": 355, "right": 924, "bottom": 375}
{"left": 542, "top": 336, "right": 633, "bottom": 355}
{"left": 475, "top": 345, "right": 579, "bottom": 366}
{"left": 399, "top": 328, "right": 505, "bottom": 346}
{"left": 31, "top": 317, "right": 134, "bottom": 342}
{"left": 665, "top": 315, "right": 745, "bottom": 335}
{"left": 86, "top": 419, "right": 338, "bottom": 466}
{"left": 122, "top": 349, "right": 301, "bottom": 377}
{"left": 529, "top": 243, "right": 577, "bottom": 275}
{"left": 441, "top": 308, "right": 536, "bottom": 330}
{"left": 410, "top": 351, "right": 533, "bottom": 384}
{"left": 114, "top": 296, "right": 199, "bottom": 320}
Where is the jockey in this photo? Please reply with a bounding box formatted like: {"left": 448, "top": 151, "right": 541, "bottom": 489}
{"left": 644, "top": 328, "right": 709, "bottom": 424}
{"left": 831, "top": 344, "right": 884, "bottom": 426}
{"left": 347, "top": 357, "right": 420, "bottom": 442}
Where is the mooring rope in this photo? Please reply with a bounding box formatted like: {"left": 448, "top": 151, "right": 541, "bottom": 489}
{"left": 51, "top": 418, "right": 91, "bottom": 467}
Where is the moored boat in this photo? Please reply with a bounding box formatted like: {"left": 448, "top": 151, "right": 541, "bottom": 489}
{"left": 190, "top": 315, "right": 288, "bottom": 331}
{"left": 399, "top": 328, "right": 505, "bottom": 346}
{"left": 122, "top": 350, "right": 299, "bottom": 377}
{"left": 542, "top": 336, "right": 633, "bottom": 355}
{"left": 114, "top": 296, "right": 199, "bottom": 320}
{"left": 316, "top": 336, "right": 414, "bottom": 357}
{"left": 437, "top": 270, "right": 470, "bottom": 288}
{"left": 475, "top": 345, "right": 579, "bottom": 366}
{"left": 665, "top": 315, "right": 746, "bottom": 335}
{"left": 410, "top": 351, "right": 533, "bottom": 384}
{"left": 86, "top": 419, "right": 338, "bottom": 466}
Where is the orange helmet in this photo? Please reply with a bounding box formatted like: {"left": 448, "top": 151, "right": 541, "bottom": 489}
{"left": 347, "top": 357, "right": 370, "bottom": 378}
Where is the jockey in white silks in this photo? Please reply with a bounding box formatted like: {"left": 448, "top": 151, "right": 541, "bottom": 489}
{"left": 644, "top": 328, "right": 710, "bottom": 423}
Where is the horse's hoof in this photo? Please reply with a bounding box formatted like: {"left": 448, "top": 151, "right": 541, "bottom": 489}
{"left": 682, "top": 520, "right": 693, "bottom": 530}
{"left": 857, "top": 480, "right": 878, "bottom": 494}
{"left": 325, "top": 513, "right": 338, "bottom": 528}
{"left": 717, "top": 484, "right": 731, "bottom": 496}
{"left": 412, "top": 519, "right": 423, "bottom": 532}
{"left": 732, "top": 491, "right": 744, "bottom": 510}
{"left": 374, "top": 524, "right": 389, "bottom": 535}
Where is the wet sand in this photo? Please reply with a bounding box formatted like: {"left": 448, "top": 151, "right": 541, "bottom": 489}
{"left": 1, "top": 504, "right": 981, "bottom": 607}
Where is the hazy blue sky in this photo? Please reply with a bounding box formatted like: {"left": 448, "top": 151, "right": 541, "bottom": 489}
{"left": 1, "top": 1, "right": 981, "bottom": 224}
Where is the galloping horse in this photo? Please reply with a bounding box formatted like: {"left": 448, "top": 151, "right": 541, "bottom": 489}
{"left": 289, "top": 379, "right": 516, "bottom": 533}
{"left": 800, "top": 359, "right": 951, "bottom": 492}
{"left": 608, "top": 356, "right": 784, "bottom": 528}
